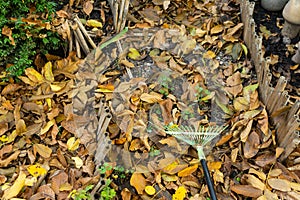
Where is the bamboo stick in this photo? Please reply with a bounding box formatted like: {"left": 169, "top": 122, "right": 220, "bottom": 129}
{"left": 99, "top": 114, "right": 112, "bottom": 135}
{"left": 73, "top": 15, "right": 97, "bottom": 49}
{"left": 73, "top": 28, "right": 90, "bottom": 55}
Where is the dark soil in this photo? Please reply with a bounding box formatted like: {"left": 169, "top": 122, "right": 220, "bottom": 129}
{"left": 251, "top": 0, "right": 300, "bottom": 99}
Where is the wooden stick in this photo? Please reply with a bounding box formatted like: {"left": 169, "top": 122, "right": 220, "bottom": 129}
{"left": 73, "top": 27, "right": 90, "bottom": 55}
{"left": 116, "top": 0, "right": 125, "bottom": 33}
{"left": 121, "top": 0, "right": 130, "bottom": 32}
{"left": 75, "top": 32, "right": 81, "bottom": 58}
{"left": 74, "top": 15, "right": 97, "bottom": 48}
{"left": 99, "top": 114, "right": 112, "bottom": 135}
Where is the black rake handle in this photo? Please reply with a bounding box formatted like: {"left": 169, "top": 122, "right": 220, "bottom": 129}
{"left": 200, "top": 159, "right": 217, "bottom": 200}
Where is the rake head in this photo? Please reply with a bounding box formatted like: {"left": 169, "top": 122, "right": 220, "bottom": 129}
{"left": 165, "top": 124, "right": 227, "bottom": 160}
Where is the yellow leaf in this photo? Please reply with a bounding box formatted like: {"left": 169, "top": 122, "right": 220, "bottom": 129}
{"left": 211, "top": 24, "right": 224, "bottom": 34}
{"left": 25, "top": 68, "right": 44, "bottom": 83}
{"left": 96, "top": 83, "right": 114, "bottom": 93}
{"left": 241, "top": 43, "right": 248, "bottom": 57}
{"left": 2, "top": 170, "right": 26, "bottom": 199}
{"left": 67, "top": 137, "right": 80, "bottom": 151}
{"left": 145, "top": 185, "right": 156, "bottom": 195}
{"left": 178, "top": 164, "right": 198, "bottom": 177}
{"left": 25, "top": 176, "right": 37, "bottom": 186}
{"left": 172, "top": 186, "right": 187, "bottom": 200}
{"left": 40, "top": 119, "right": 55, "bottom": 135}
{"left": 46, "top": 98, "right": 52, "bottom": 109}
{"left": 208, "top": 161, "right": 222, "bottom": 171}
{"left": 130, "top": 172, "right": 146, "bottom": 194}
{"left": 86, "top": 19, "right": 103, "bottom": 28}
{"left": 213, "top": 169, "right": 224, "bottom": 183}
{"left": 128, "top": 48, "right": 141, "bottom": 60}
{"left": 140, "top": 92, "right": 162, "bottom": 103}
{"left": 50, "top": 82, "right": 66, "bottom": 92}
{"left": 43, "top": 61, "right": 54, "bottom": 82}
{"left": 27, "top": 164, "right": 47, "bottom": 177}
{"left": 33, "top": 144, "right": 52, "bottom": 158}
{"left": 203, "top": 50, "right": 216, "bottom": 59}
{"left": 71, "top": 156, "right": 83, "bottom": 169}
{"left": 59, "top": 182, "right": 73, "bottom": 191}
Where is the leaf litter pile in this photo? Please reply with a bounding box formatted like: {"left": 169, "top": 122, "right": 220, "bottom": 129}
{"left": 1, "top": 0, "right": 300, "bottom": 199}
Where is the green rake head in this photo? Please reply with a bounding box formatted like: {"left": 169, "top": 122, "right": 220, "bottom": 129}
{"left": 165, "top": 124, "right": 227, "bottom": 160}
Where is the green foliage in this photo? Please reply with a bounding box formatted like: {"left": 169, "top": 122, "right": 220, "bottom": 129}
{"left": 69, "top": 185, "right": 94, "bottom": 200}
{"left": 0, "top": 0, "right": 63, "bottom": 79}
{"left": 100, "top": 179, "right": 116, "bottom": 200}
{"left": 149, "top": 146, "right": 160, "bottom": 157}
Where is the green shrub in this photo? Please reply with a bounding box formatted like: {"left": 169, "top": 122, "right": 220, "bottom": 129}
{"left": 0, "top": 0, "right": 63, "bottom": 78}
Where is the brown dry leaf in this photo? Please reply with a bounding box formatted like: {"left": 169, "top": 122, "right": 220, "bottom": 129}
{"left": 130, "top": 172, "right": 146, "bottom": 194}
{"left": 1, "top": 84, "right": 22, "bottom": 95}
{"left": 224, "top": 84, "right": 243, "bottom": 97}
{"left": 231, "top": 147, "right": 239, "bottom": 163}
{"left": 240, "top": 119, "right": 253, "bottom": 142}
{"left": 243, "top": 174, "right": 265, "bottom": 191}
{"left": 178, "top": 164, "right": 198, "bottom": 177}
{"left": 121, "top": 188, "right": 132, "bottom": 200}
{"left": 249, "top": 168, "right": 266, "bottom": 181}
{"left": 0, "top": 150, "right": 20, "bottom": 167}
{"left": 40, "top": 119, "right": 55, "bottom": 135}
{"left": 2, "top": 100, "right": 14, "bottom": 110}
{"left": 267, "top": 178, "right": 291, "bottom": 192}
{"left": 226, "top": 72, "right": 242, "bottom": 87}
{"left": 25, "top": 68, "right": 44, "bottom": 84}
{"left": 0, "top": 174, "right": 7, "bottom": 185}
{"left": 213, "top": 169, "right": 224, "bottom": 183}
{"left": 231, "top": 184, "right": 262, "bottom": 198}
{"left": 211, "top": 24, "right": 224, "bottom": 34}
{"left": 83, "top": 1, "right": 93, "bottom": 15}
{"left": 255, "top": 153, "right": 276, "bottom": 167}
{"left": 289, "top": 182, "right": 300, "bottom": 191}
{"left": 129, "top": 138, "right": 143, "bottom": 151}
{"left": 33, "top": 185, "right": 56, "bottom": 199}
{"left": 233, "top": 96, "right": 249, "bottom": 111}
{"left": 33, "top": 144, "right": 52, "bottom": 158}
{"left": 163, "top": 160, "right": 188, "bottom": 175}
{"left": 257, "top": 108, "right": 269, "bottom": 135}
{"left": 244, "top": 131, "right": 260, "bottom": 159}
{"left": 50, "top": 171, "right": 69, "bottom": 194}
{"left": 2, "top": 26, "right": 15, "bottom": 45}
{"left": 159, "top": 137, "right": 181, "bottom": 151}
{"left": 140, "top": 92, "right": 162, "bottom": 103}
{"left": 2, "top": 170, "right": 26, "bottom": 199}
{"left": 203, "top": 50, "right": 216, "bottom": 59}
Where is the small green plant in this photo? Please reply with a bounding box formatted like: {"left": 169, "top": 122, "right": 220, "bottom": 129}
{"left": 149, "top": 146, "right": 160, "bottom": 157}
{"left": 99, "top": 162, "right": 113, "bottom": 174}
{"left": 0, "top": 0, "right": 64, "bottom": 79}
{"left": 100, "top": 179, "right": 116, "bottom": 200}
{"left": 69, "top": 185, "right": 94, "bottom": 200}
{"left": 195, "top": 85, "right": 211, "bottom": 102}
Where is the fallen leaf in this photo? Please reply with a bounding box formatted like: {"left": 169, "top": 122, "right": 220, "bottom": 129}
{"left": 130, "top": 172, "right": 146, "bottom": 194}
{"left": 43, "top": 61, "right": 54, "bottom": 82}
{"left": 27, "top": 164, "right": 47, "bottom": 177}
{"left": 128, "top": 48, "right": 141, "bottom": 60}
{"left": 178, "top": 164, "right": 198, "bottom": 177}
{"left": 71, "top": 157, "right": 83, "bottom": 169}
{"left": 268, "top": 178, "right": 291, "bottom": 192}
{"left": 243, "top": 174, "right": 265, "bottom": 191}
{"left": 244, "top": 131, "right": 260, "bottom": 158}
{"left": 67, "top": 137, "right": 80, "bottom": 151}
{"left": 86, "top": 19, "right": 102, "bottom": 28}
{"left": 211, "top": 24, "right": 224, "bottom": 34}
{"left": 33, "top": 144, "right": 52, "bottom": 158}
{"left": 2, "top": 170, "right": 26, "bottom": 199}
{"left": 231, "top": 184, "right": 262, "bottom": 198}
{"left": 172, "top": 186, "right": 187, "bottom": 200}
{"left": 2, "top": 26, "right": 15, "bottom": 45}
{"left": 83, "top": 1, "right": 93, "bottom": 15}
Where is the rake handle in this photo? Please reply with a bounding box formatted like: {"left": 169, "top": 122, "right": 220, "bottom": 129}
{"left": 200, "top": 159, "right": 217, "bottom": 200}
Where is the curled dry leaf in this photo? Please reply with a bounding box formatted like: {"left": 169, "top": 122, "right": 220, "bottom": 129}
{"left": 178, "top": 164, "right": 198, "bottom": 177}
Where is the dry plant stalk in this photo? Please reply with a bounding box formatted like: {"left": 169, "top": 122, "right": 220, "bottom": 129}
{"left": 108, "top": 0, "right": 130, "bottom": 33}
{"left": 240, "top": 0, "right": 300, "bottom": 160}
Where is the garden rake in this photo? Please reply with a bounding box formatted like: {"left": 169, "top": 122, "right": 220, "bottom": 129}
{"left": 165, "top": 124, "right": 227, "bottom": 200}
